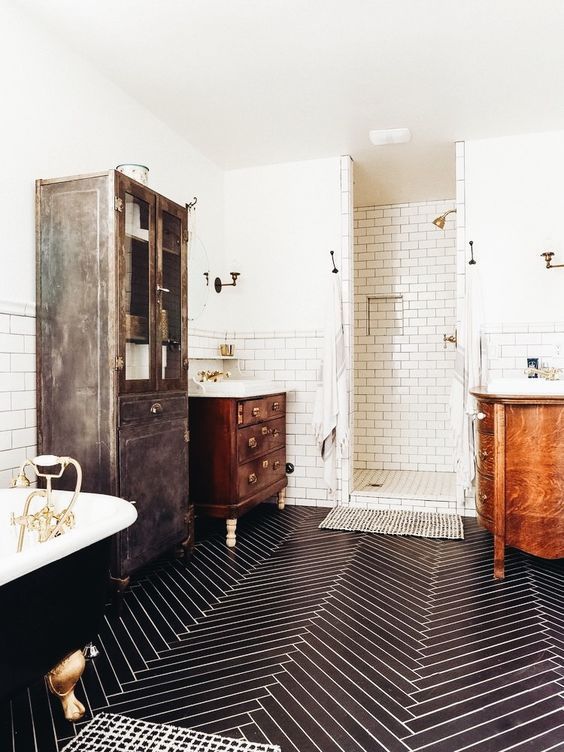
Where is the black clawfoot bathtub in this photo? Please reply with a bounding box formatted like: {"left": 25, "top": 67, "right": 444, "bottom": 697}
{"left": 0, "top": 489, "right": 136, "bottom": 718}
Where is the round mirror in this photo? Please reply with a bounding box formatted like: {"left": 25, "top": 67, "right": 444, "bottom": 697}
{"left": 188, "top": 234, "right": 210, "bottom": 321}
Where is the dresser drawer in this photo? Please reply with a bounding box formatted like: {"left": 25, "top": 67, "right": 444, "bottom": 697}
{"left": 476, "top": 470, "right": 494, "bottom": 528}
{"left": 237, "top": 394, "right": 286, "bottom": 426}
{"left": 238, "top": 448, "right": 286, "bottom": 499}
{"left": 238, "top": 417, "right": 285, "bottom": 464}
{"left": 476, "top": 401, "right": 494, "bottom": 433}
{"left": 120, "top": 394, "right": 187, "bottom": 425}
{"left": 476, "top": 431, "right": 495, "bottom": 476}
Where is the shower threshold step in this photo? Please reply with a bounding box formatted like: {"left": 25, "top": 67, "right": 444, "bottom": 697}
{"left": 352, "top": 468, "right": 456, "bottom": 506}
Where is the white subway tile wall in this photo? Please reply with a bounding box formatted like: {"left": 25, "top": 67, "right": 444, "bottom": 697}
{"left": 0, "top": 311, "right": 37, "bottom": 487}
{"left": 354, "top": 199, "right": 457, "bottom": 473}
{"left": 482, "top": 322, "right": 564, "bottom": 379}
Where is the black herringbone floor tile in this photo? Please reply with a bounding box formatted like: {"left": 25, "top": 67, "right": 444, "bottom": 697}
{"left": 3, "top": 506, "right": 564, "bottom": 752}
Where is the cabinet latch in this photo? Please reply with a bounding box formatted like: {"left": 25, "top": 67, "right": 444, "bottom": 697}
{"left": 114, "top": 356, "right": 124, "bottom": 371}
{"left": 184, "top": 430, "right": 190, "bottom": 444}
{"left": 114, "top": 196, "right": 124, "bottom": 212}
{"left": 182, "top": 356, "right": 189, "bottom": 371}
{"left": 183, "top": 229, "right": 189, "bottom": 244}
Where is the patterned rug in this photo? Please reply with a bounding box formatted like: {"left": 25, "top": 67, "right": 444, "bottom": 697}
{"left": 62, "top": 713, "right": 281, "bottom": 751}
{"left": 319, "top": 506, "right": 464, "bottom": 539}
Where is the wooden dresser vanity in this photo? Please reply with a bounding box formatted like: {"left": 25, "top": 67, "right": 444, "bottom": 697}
{"left": 471, "top": 387, "right": 564, "bottom": 578}
{"left": 189, "top": 393, "right": 288, "bottom": 547}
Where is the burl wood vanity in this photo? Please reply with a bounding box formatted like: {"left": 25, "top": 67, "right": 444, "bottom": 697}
{"left": 471, "top": 387, "right": 564, "bottom": 578}
{"left": 189, "top": 393, "right": 288, "bottom": 547}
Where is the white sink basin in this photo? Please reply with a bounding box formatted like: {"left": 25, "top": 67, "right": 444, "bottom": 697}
{"left": 487, "top": 378, "right": 564, "bottom": 395}
{"left": 189, "top": 379, "right": 285, "bottom": 398}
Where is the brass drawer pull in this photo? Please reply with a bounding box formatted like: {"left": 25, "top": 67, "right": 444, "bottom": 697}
{"left": 248, "top": 473, "right": 258, "bottom": 484}
{"left": 248, "top": 437, "right": 258, "bottom": 449}
{"left": 252, "top": 407, "right": 261, "bottom": 417}
{"left": 272, "top": 429, "right": 280, "bottom": 438}
{"left": 273, "top": 460, "right": 281, "bottom": 470}
{"left": 150, "top": 402, "right": 163, "bottom": 415}
{"left": 480, "top": 493, "right": 488, "bottom": 501}
{"left": 479, "top": 449, "right": 488, "bottom": 459}
{"left": 261, "top": 426, "right": 268, "bottom": 435}
{"left": 272, "top": 401, "right": 281, "bottom": 411}
{"left": 262, "top": 460, "right": 269, "bottom": 469}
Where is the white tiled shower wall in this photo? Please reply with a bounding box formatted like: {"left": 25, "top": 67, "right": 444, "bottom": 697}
{"left": 0, "top": 305, "right": 37, "bottom": 487}
{"left": 354, "top": 200, "right": 457, "bottom": 473}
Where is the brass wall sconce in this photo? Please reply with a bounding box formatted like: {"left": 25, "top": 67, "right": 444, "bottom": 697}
{"left": 432, "top": 208, "right": 457, "bottom": 230}
{"left": 214, "top": 272, "right": 240, "bottom": 293}
{"left": 540, "top": 251, "right": 564, "bottom": 269}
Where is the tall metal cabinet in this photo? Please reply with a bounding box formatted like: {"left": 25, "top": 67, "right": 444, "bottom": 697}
{"left": 36, "top": 170, "right": 192, "bottom": 590}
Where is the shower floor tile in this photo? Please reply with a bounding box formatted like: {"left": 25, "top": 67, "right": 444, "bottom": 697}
{"left": 353, "top": 468, "right": 456, "bottom": 502}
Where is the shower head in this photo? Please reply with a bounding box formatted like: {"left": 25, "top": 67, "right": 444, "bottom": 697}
{"left": 432, "top": 208, "right": 456, "bottom": 230}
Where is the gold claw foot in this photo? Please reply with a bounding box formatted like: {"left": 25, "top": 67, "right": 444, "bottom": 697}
{"left": 226, "top": 518, "right": 237, "bottom": 548}
{"left": 46, "top": 649, "right": 86, "bottom": 722}
{"left": 277, "top": 488, "right": 286, "bottom": 511}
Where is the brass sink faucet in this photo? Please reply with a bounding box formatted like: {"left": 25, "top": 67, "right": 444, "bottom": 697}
{"left": 524, "top": 366, "right": 563, "bottom": 381}
{"left": 197, "top": 370, "right": 231, "bottom": 382}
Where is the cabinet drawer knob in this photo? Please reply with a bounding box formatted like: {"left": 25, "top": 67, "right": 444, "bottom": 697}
{"left": 150, "top": 402, "right": 163, "bottom": 414}
{"left": 252, "top": 407, "right": 261, "bottom": 417}
{"left": 272, "top": 429, "right": 280, "bottom": 438}
{"left": 261, "top": 426, "right": 268, "bottom": 435}
{"left": 273, "top": 460, "right": 281, "bottom": 470}
{"left": 248, "top": 437, "right": 258, "bottom": 449}
{"left": 477, "top": 412, "right": 486, "bottom": 421}
{"left": 480, "top": 493, "right": 488, "bottom": 501}
{"left": 272, "top": 401, "right": 281, "bottom": 411}
{"left": 479, "top": 449, "right": 488, "bottom": 459}
{"left": 248, "top": 473, "right": 258, "bottom": 484}
{"left": 262, "top": 460, "right": 269, "bottom": 469}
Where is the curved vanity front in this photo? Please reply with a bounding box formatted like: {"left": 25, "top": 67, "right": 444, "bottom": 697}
{"left": 471, "top": 386, "right": 564, "bottom": 579}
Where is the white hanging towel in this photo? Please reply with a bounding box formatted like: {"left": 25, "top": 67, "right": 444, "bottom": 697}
{"left": 450, "top": 259, "right": 484, "bottom": 491}
{"left": 312, "top": 273, "right": 349, "bottom": 494}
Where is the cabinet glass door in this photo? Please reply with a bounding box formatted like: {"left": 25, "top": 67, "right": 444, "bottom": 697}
{"left": 123, "top": 189, "right": 154, "bottom": 388}
{"left": 157, "top": 200, "right": 187, "bottom": 389}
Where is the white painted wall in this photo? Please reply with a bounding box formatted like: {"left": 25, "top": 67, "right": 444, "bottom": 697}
{"left": 223, "top": 158, "right": 342, "bottom": 332}
{"left": 0, "top": 1, "right": 225, "bottom": 330}
{"left": 465, "top": 130, "right": 564, "bottom": 324}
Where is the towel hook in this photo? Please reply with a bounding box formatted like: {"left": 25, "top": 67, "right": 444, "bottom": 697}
{"left": 330, "top": 251, "right": 339, "bottom": 274}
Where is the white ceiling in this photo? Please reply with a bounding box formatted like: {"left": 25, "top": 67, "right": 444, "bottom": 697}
{"left": 16, "top": 0, "right": 564, "bottom": 206}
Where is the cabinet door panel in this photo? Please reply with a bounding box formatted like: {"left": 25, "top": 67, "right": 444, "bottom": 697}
{"left": 117, "top": 175, "right": 157, "bottom": 393}
{"left": 156, "top": 196, "right": 188, "bottom": 391}
{"left": 118, "top": 418, "right": 189, "bottom": 575}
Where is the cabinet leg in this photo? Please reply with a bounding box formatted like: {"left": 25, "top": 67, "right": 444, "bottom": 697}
{"left": 46, "top": 650, "right": 86, "bottom": 722}
{"left": 277, "top": 488, "right": 286, "bottom": 511}
{"left": 226, "top": 518, "right": 237, "bottom": 548}
{"left": 493, "top": 536, "right": 505, "bottom": 579}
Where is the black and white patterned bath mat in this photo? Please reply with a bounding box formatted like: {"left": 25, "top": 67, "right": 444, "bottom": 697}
{"left": 61, "top": 713, "right": 281, "bottom": 752}
{"left": 319, "top": 506, "right": 464, "bottom": 540}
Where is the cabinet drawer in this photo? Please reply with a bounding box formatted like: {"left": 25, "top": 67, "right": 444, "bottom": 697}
{"left": 120, "top": 394, "right": 187, "bottom": 425}
{"left": 237, "top": 394, "right": 286, "bottom": 426}
{"left": 476, "top": 431, "right": 495, "bottom": 476}
{"left": 238, "top": 448, "right": 286, "bottom": 499}
{"left": 476, "top": 470, "right": 494, "bottom": 528}
{"left": 476, "top": 401, "right": 494, "bottom": 433}
{"left": 238, "top": 417, "right": 285, "bottom": 464}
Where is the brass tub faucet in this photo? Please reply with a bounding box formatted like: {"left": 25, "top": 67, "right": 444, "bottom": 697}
{"left": 10, "top": 455, "right": 82, "bottom": 553}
